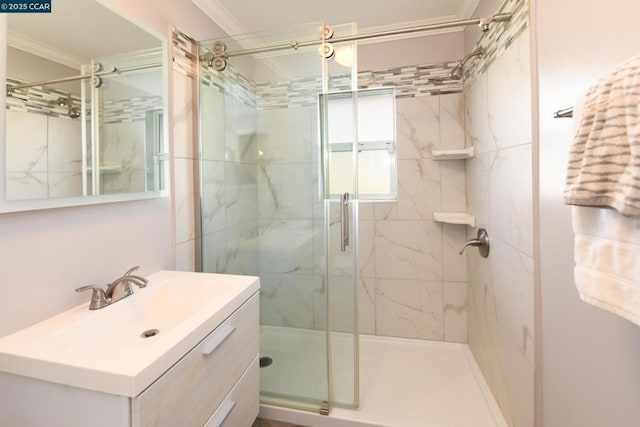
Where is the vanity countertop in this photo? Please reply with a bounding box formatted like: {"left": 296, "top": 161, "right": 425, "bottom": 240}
{"left": 0, "top": 270, "right": 259, "bottom": 397}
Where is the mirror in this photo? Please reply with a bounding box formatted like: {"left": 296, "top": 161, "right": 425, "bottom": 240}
{"left": 0, "top": 0, "right": 168, "bottom": 212}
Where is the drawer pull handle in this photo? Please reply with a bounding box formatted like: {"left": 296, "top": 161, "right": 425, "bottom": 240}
{"left": 206, "top": 400, "right": 236, "bottom": 427}
{"left": 201, "top": 325, "right": 236, "bottom": 356}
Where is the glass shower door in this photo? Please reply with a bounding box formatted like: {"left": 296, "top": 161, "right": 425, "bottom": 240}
{"left": 320, "top": 86, "right": 360, "bottom": 408}
{"left": 198, "top": 24, "right": 359, "bottom": 414}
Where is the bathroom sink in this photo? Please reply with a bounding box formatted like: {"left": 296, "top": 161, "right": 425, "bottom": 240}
{"left": 0, "top": 270, "right": 259, "bottom": 397}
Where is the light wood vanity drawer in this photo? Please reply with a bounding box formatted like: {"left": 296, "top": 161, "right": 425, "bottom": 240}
{"left": 132, "top": 293, "right": 259, "bottom": 427}
{"left": 205, "top": 356, "right": 259, "bottom": 427}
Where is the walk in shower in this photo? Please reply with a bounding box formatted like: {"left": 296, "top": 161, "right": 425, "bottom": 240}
{"left": 197, "top": 0, "right": 533, "bottom": 423}
{"left": 198, "top": 23, "right": 362, "bottom": 413}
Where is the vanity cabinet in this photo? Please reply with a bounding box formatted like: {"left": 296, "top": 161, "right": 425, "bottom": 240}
{"left": 132, "top": 294, "right": 259, "bottom": 426}
{"left": 0, "top": 288, "right": 260, "bottom": 427}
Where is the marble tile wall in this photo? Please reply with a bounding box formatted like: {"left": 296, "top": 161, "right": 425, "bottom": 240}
{"left": 250, "top": 92, "right": 470, "bottom": 344}
{"left": 197, "top": 47, "right": 470, "bottom": 343}
{"left": 5, "top": 109, "right": 82, "bottom": 200}
{"left": 174, "top": 30, "right": 261, "bottom": 274}
{"left": 465, "top": 24, "right": 533, "bottom": 427}
{"left": 357, "top": 93, "right": 469, "bottom": 343}
{"left": 101, "top": 121, "right": 147, "bottom": 194}
{"left": 254, "top": 104, "right": 319, "bottom": 329}
{"left": 199, "top": 64, "right": 259, "bottom": 279}
{"left": 6, "top": 74, "right": 162, "bottom": 198}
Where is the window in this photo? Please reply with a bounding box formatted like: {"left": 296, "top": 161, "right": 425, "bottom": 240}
{"left": 320, "top": 88, "right": 397, "bottom": 200}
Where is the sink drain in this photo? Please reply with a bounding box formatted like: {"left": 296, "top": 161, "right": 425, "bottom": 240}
{"left": 141, "top": 329, "right": 160, "bottom": 338}
{"left": 260, "top": 356, "right": 273, "bottom": 368}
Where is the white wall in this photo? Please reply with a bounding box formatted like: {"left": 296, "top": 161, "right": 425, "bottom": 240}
{"left": 358, "top": 31, "right": 465, "bottom": 70}
{"left": 0, "top": 2, "right": 225, "bottom": 338}
{"left": 0, "top": 200, "right": 172, "bottom": 338}
{"left": 534, "top": 1, "right": 640, "bottom": 426}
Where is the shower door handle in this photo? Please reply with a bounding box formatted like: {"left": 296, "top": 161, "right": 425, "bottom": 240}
{"left": 340, "top": 192, "right": 350, "bottom": 252}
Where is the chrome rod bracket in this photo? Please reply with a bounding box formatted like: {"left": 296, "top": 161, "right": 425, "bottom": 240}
{"left": 553, "top": 107, "right": 574, "bottom": 118}
{"left": 201, "top": 47, "right": 228, "bottom": 71}
{"left": 318, "top": 43, "right": 335, "bottom": 59}
{"left": 212, "top": 41, "right": 227, "bottom": 56}
{"left": 92, "top": 76, "right": 103, "bottom": 88}
{"left": 319, "top": 24, "right": 334, "bottom": 40}
{"left": 318, "top": 24, "right": 335, "bottom": 59}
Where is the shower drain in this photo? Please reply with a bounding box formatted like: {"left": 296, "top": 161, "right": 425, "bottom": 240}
{"left": 259, "top": 356, "right": 273, "bottom": 368}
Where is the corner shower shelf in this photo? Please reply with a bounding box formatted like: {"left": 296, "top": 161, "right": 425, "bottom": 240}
{"left": 433, "top": 212, "right": 476, "bottom": 227}
{"left": 431, "top": 147, "right": 474, "bottom": 160}
{"left": 86, "top": 164, "right": 124, "bottom": 174}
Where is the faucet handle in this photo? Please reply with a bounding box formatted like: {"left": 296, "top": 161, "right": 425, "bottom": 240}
{"left": 459, "top": 228, "right": 490, "bottom": 258}
{"left": 459, "top": 239, "right": 482, "bottom": 255}
{"left": 122, "top": 265, "right": 148, "bottom": 288}
{"left": 123, "top": 266, "right": 140, "bottom": 276}
{"left": 75, "top": 285, "right": 109, "bottom": 310}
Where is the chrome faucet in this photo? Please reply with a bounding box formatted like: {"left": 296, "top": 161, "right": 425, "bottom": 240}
{"left": 105, "top": 266, "right": 148, "bottom": 302}
{"left": 75, "top": 266, "right": 148, "bottom": 310}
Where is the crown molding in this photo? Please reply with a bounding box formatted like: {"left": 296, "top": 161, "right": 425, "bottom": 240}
{"left": 191, "top": 0, "right": 246, "bottom": 36}
{"left": 8, "top": 31, "right": 85, "bottom": 70}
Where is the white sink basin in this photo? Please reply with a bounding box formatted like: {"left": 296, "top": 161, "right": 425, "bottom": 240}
{"left": 0, "top": 271, "right": 259, "bottom": 397}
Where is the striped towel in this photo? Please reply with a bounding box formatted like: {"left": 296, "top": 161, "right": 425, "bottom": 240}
{"left": 564, "top": 54, "right": 640, "bottom": 217}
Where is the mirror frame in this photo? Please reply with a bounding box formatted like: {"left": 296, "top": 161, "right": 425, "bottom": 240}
{"left": 0, "top": 7, "right": 170, "bottom": 214}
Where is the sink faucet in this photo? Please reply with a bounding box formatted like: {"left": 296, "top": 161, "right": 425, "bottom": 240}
{"left": 75, "top": 266, "right": 148, "bottom": 310}
{"left": 105, "top": 266, "right": 148, "bottom": 302}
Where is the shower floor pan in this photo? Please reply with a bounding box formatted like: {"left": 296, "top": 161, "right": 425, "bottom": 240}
{"left": 259, "top": 326, "right": 507, "bottom": 427}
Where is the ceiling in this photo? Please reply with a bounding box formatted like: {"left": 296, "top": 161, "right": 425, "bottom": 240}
{"left": 192, "top": 0, "right": 480, "bottom": 37}
{"left": 7, "top": 0, "right": 161, "bottom": 69}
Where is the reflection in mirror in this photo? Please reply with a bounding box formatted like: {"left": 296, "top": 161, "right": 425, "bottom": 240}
{"left": 3, "top": 0, "right": 167, "bottom": 207}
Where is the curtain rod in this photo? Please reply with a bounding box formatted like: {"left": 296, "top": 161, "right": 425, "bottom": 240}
{"left": 204, "top": 13, "right": 513, "bottom": 60}
{"left": 7, "top": 63, "right": 162, "bottom": 94}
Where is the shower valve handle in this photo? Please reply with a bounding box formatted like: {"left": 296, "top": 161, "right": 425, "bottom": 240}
{"left": 459, "top": 228, "right": 490, "bottom": 258}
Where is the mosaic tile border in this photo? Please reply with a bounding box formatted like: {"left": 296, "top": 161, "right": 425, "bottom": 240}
{"left": 103, "top": 95, "right": 163, "bottom": 124}
{"left": 252, "top": 60, "right": 464, "bottom": 110}
{"left": 6, "top": 78, "right": 83, "bottom": 120}
{"left": 465, "top": 0, "right": 529, "bottom": 83}
{"left": 255, "top": 76, "right": 322, "bottom": 109}
{"left": 7, "top": 78, "right": 161, "bottom": 124}
{"left": 358, "top": 62, "right": 464, "bottom": 98}
{"left": 173, "top": 28, "right": 197, "bottom": 78}
{"left": 200, "top": 63, "right": 257, "bottom": 108}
